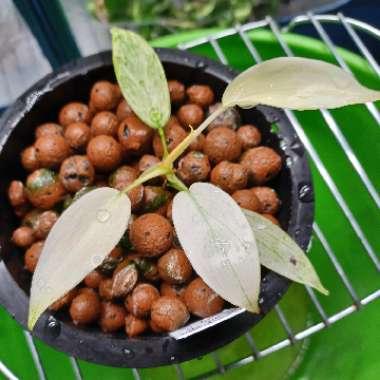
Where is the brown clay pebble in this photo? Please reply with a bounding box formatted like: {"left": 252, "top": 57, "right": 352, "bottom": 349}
{"left": 84, "top": 270, "right": 105, "bottom": 289}
{"left": 24, "top": 241, "right": 44, "bottom": 272}
{"left": 166, "top": 199, "right": 173, "bottom": 223}
{"left": 90, "top": 81, "right": 120, "bottom": 111}
{"left": 160, "top": 283, "right": 186, "bottom": 301}
{"left": 125, "top": 314, "right": 148, "bottom": 337}
{"left": 69, "top": 291, "right": 100, "bottom": 324}
{"left": 34, "top": 210, "right": 58, "bottom": 239}
{"left": 59, "top": 102, "right": 91, "bottom": 127}
{"left": 153, "top": 123, "right": 187, "bottom": 158}
{"left": 98, "top": 246, "right": 124, "bottom": 275}
{"left": 99, "top": 302, "right": 126, "bottom": 332}
{"left": 8, "top": 180, "right": 27, "bottom": 207}
{"left": 116, "top": 99, "right": 135, "bottom": 120}
{"left": 204, "top": 127, "right": 242, "bottom": 163}
{"left": 237, "top": 124, "right": 262, "bottom": 150}
{"left": 59, "top": 155, "right": 95, "bottom": 192}
{"left": 177, "top": 151, "right": 211, "bottom": 185}
{"left": 35, "top": 135, "right": 70, "bottom": 168}
{"left": 210, "top": 161, "right": 248, "bottom": 194}
{"left": 109, "top": 165, "right": 143, "bottom": 211}
{"left": 50, "top": 288, "right": 78, "bottom": 311}
{"left": 129, "top": 283, "right": 160, "bottom": 318}
{"left": 157, "top": 249, "right": 192, "bottom": 285}
{"left": 177, "top": 104, "right": 204, "bottom": 128}
{"left": 168, "top": 80, "right": 185, "bottom": 104}
{"left": 149, "top": 319, "right": 164, "bottom": 334}
{"left": 251, "top": 187, "right": 280, "bottom": 215}
{"left": 111, "top": 260, "right": 139, "bottom": 298}
{"left": 129, "top": 213, "right": 173, "bottom": 257}
{"left": 35, "top": 123, "right": 63, "bottom": 139}
{"left": 64, "top": 122, "right": 91, "bottom": 150}
{"left": 187, "top": 85, "right": 215, "bottom": 108}
{"left": 240, "top": 147, "right": 282, "bottom": 184}
{"left": 14, "top": 204, "right": 31, "bottom": 218}
{"left": 151, "top": 296, "right": 189, "bottom": 332}
{"left": 262, "top": 213, "right": 280, "bottom": 226}
{"left": 91, "top": 111, "right": 119, "bottom": 137}
{"left": 21, "top": 146, "right": 40, "bottom": 172}
{"left": 26, "top": 169, "right": 65, "bottom": 209}
{"left": 232, "top": 189, "right": 261, "bottom": 212}
{"left": 188, "top": 133, "right": 205, "bottom": 152}
{"left": 12, "top": 226, "right": 35, "bottom": 248}
{"left": 99, "top": 278, "right": 114, "bottom": 301}
{"left": 208, "top": 103, "right": 240, "bottom": 130}
{"left": 117, "top": 115, "right": 153, "bottom": 154}
{"left": 184, "top": 277, "right": 224, "bottom": 318}
{"left": 138, "top": 154, "right": 160, "bottom": 173}
{"left": 87, "top": 135, "right": 122, "bottom": 172}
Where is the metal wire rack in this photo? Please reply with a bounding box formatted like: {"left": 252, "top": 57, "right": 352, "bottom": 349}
{"left": 1, "top": 12, "right": 379, "bottom": 380}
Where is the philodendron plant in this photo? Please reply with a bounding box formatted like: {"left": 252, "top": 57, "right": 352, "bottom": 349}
{"left": 28, "top": 28, "right": 380, "bottom": 330}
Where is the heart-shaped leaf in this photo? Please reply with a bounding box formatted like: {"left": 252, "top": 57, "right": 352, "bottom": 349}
{"left": 112, "top": 27, "right": 170, "bottom": 129}
{"left": 28, "top": 187, "right": 131, "bottom": 330}
{"left": 172, "top": 182, "right": 260, "bottom": 313}
{"left": 243, "top": 209, "right": 328, "bottom": 295}
{"left": 222, "top": 57, "right": 380, "bottom": 110}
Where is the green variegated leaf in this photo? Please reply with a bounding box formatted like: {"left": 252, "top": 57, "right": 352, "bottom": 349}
{"left": 172, "top": 182, "right": 260, "bottom": 313}
{"left": 243, "top": 209, "right": 328, "bottom": 295}
{"left": 112, "top": 27, "right": 170, "bottom": 129}
{"left": 223, "top": 57, "right": 380, "bottom": 110}
{"left": 28, "top": 187, "right": 131, "bottom": 330}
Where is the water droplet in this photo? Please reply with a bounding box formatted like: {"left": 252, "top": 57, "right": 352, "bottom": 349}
{"left": 123, "top": 348, "right": 135, "bottom": 359}
{"left": 279, "top": 139, "right": 289, "bottom": 151}
{"left": 45, "top": 316, "right": 61, "bottom": 339}
{"left": 286, "top": 157, "right": 293, "bottom": 168}
{"left": 298, "top": 184, "right": 313, "bottom": 202}
{"left": 96, "top": 208, "right": 111, "bottom": 223}
{"left": 255, "top": 224, "right": 266, "bottom": 231}
{"left": 92, "top": 255, "right": 103, "bottom": 266}
{"left": 262, "top": 276, "right": 268, "bottom": 284}
{"left": 79, "top": 340, "right": 84, "bottom": 344}
{"left": 259, "top": 297, "right": 264, "bottom": 304}
{"left": 170, "top": 355, "right": 176, "bottom": 361}
{"left": 290, "top": 141, "right": 304, "bottom": 156}
{"left": 196, "top": 61, "right": 207, "bottom": 69}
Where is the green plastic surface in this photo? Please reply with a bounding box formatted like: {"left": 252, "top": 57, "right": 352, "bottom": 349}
{"left": 1, "top": 29, "right": 379, "bottom": 380}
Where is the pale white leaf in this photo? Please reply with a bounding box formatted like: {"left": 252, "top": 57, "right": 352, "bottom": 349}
{"left": 172, "top": 183, "right": 260, "bottom": 313}
{"left": 112, "top": 28, "right": 170, "bottom": 129}
{"left": 222, "top": 57, "right": 380, "bottom": 110}
{"left": 243, "top": 209, "right": 328, "bottom": 295}
{"left": 28, "top": 187, "right": 131, "bottom": 329}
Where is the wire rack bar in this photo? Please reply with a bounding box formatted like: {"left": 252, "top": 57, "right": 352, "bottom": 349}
{"left": 244, "top": 332, "right": 261, "bottom": 359}
{"left": 308, "top": 13, "right": 380, "bottom": 127}
{"left": 0, "top": 361, "right": 18, "bottom": 380}
{"left": 69, "top": 357, "right": 83, "bottom": 380}
{"left": 274, "top": 305, "right": 295, "bottom": 343}
{"left": 338, "top": 13, "right": 380, "bottom": 78}
{"left": 174, "top": 364, "right": 185, "bottom": 380}
{"left": 180, "top": 13, "right": 380, "bottom": 380}
{"left": 211, "top": 352, "right": 226, "bottom": 374}
{"left": 284, "top": 14, "right": 380, "bottom": 41}
{"left": 266, "top": 15, "right": 380, "bottom": 271}
{"left": 132, "top": 368, "right": 142, "bottom": 380}
{"left": 191, "top": 289, "right": 380, "bottom": 380}
{"left": 23, "top": 332, "right": 46, "bottom": 380}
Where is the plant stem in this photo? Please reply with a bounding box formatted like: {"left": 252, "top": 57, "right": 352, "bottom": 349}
{"left": 158, "top": 127, "right": 169, "bottom": 159}
{"left": 162, "top": 105, "right": 228, "bottom": 166}
{"left": 120, "top": 105, "right": 228, "bottom": 194}
{"left": 167, "top": 173, "right": 188, "bottom": 192}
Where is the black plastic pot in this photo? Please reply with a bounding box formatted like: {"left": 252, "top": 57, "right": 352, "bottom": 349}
{"left": 0, "top": 50, "right": 314, "bottom": 368}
